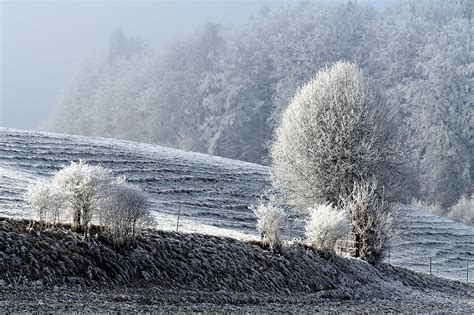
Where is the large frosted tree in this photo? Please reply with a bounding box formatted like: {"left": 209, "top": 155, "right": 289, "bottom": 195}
{"left": 271, "top": 61, "right": 399, "bottom": 263}
{"left": 271, "top": 61, "right": 404, "bottom": 211}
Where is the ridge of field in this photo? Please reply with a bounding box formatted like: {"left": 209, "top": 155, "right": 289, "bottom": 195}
{"left": 0, "top": 128, "right": 472, "bottom": 282}
{"left": 1, "top": 217, "right": 472, "bottom": 312}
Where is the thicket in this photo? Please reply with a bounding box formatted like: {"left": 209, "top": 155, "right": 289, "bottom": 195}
{"left": 24, "top": 161, "right": 154, "bottom": 243}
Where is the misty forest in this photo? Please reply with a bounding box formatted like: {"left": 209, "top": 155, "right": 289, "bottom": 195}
{"left": 44, "top": 0, "right": 472, "bottom": 212}
{"left": 1, "top": 0, "right": 473, "bottom": 312}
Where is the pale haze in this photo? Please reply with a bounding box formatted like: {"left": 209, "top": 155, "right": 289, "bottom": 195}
{"left": 0, "top": 1, "right": 282, "bottom": 129}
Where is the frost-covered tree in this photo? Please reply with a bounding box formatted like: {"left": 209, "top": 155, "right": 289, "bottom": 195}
{"left": 271, "top": 61, "right": 404, "bottom": 211}
{"left": 305, "top": 204, "right": 350, "bottom": 253}
{"left": 371, "top": 0, "right": 473, "bottom": 208}
{"left": 41, "top": 61, "right": 103, "bottom": 135}
{"left": 24, "top": 181, "right": 66, "bottom": 225}
{"left": 402, "top": 18, "right": 473, "bottom": 207}
{"left": 340, "top": 179, "right": 391, "bottom": 264}
{"left": 102, "top": 182, "right": 153, "bottom": 243}
{"left": 52, "top": 161, "right": 112, "bottom": 239}
{"left": 154, "top": 22, "right": 225, "bottom": 152}
{"left": 250, "top": 201, "right": 285, "bottom": 249}
{"left": 271, "top": 62, "right": 400, "bottom": 263}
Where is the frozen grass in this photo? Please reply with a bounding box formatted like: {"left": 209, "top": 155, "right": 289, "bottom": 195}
{"left": 1, "top": 217, "right": 472, "bottom": 303}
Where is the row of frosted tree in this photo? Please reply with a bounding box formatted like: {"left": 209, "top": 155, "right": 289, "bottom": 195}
{"left": 43, "top": 0, "right": 473, "bottom": 211}
{"left": 24, "top": 161, "right": 153, "bottom": 243}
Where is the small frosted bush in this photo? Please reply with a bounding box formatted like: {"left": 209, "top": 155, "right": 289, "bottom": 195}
{"left": 305, "top": 204, "right": 350, "bottom": 252}
{"left": 102, "top": 182, "right": 154, "bottom": 243}
{"left": 250, "top": 201, "right": 285, "bottom": 249}
{"left": 448, "top": 195, "right": 473, "bottom": 226}
{"left": 342, "top": 179, "right": 392, "bottom": 264}
{"left": 24, "top": 181, "right": 66, "bottom": 225}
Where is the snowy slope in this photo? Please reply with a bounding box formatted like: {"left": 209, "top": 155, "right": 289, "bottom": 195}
{"left": 0, "top": 128, "right": 269, "bottom": 239}
{"left": 0, "top": 128, "right": 472, "bottom": 282}
{"left": 390, "top": 205, "right": 473, "bottom": 282}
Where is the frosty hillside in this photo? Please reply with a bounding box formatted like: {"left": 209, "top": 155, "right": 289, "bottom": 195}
{"left": 0, "top": 64, "right": 472, "bottom": 310}
{"left": 1, "top": 0, "right": 473, "bottom": 312}
{"left": 0, "top": 130, "right": 472, "bottom": 311}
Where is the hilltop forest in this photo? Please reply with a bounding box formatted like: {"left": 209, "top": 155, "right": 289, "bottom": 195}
{"left": 43, "top": 0, "right": 473, "bottom": 208}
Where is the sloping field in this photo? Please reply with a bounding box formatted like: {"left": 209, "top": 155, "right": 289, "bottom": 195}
{"left": 391, "top": 206, "right": 473, "bottom": 282}
{"left": 0, "top": 128, "right": 472, "bottom": 282}
{"left": 0, "top": 128, "right": 269, "bottom": 239}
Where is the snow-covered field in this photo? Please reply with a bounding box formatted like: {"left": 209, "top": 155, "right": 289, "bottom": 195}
{"left": 0, "top": 128, "right": 472, "bottom": 282}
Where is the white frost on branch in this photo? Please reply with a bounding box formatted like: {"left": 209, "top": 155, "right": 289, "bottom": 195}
{"left": 305, "top": 204, "right": 350, "bottom": 253}
{"left": 250, "top": 201, "right": 285, "bottom": 249}
{"left": 51, "top": 161, "right": 113, "bottom": 239}
{"left": 24, "top": 181, "right": 66, "bottom": 225}
{"left": 271, "top": 61, "right": 404, "bottom": 213}
{"left": 102, "top": 181, "right": 154, "bottom": 243}
{"left": 340, "top": 179, "right": 392, "bottom": 264}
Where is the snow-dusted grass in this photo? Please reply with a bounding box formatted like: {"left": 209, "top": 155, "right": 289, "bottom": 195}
{"left": 1, "top": 217, "right": 472, "bottom": 303}
{"left": 0, "top": 128, "right": 268, "bottom": 238}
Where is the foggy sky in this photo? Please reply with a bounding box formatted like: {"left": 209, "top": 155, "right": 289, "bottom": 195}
{"left": 1, "top": 0, "right": 394, "bottom": 130}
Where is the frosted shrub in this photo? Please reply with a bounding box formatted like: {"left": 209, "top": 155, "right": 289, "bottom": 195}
{"left": 341, "top": 179, "right": 391, "bottom": 264}
{"left": 250, "top": 201, "right": 285, "bottom": 249}
{"left": 305, "top": 204, "right": 350, "bottom": 252}
{"left": 102, "top": 182, "right": 154, "bottom": 243}
{"left": 24, "top": 181, "right": 65, "bottom": 225}
{"left": 448, "top": 195, "right": 473, "bottom": 226}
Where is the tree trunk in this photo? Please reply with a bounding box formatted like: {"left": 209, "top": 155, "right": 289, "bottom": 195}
{"left": 72, "top": 208, "right": 81, "bottom": 231}
{"left": 354, "top": 233, "right": 361, "bottom": 258}
{"left": 84, "top": 221, "right": 91, "bottom": 241}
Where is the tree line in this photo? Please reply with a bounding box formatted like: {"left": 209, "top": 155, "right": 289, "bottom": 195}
{"left": 43, "top": 0, "right": 473, "bottom": 209}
